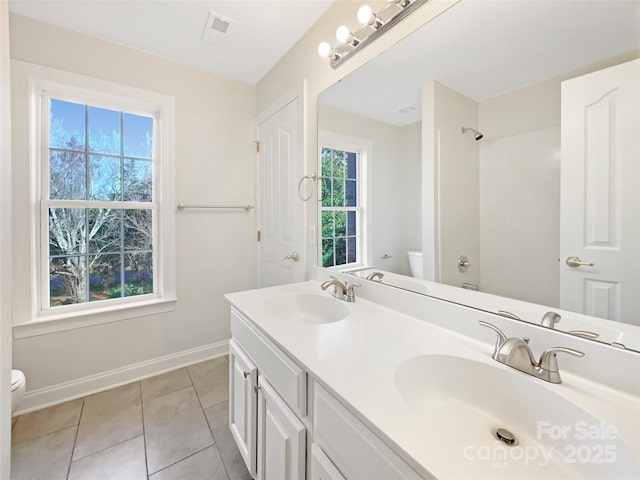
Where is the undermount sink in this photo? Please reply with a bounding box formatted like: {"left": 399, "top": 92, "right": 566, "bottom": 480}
{"left": 264, "top": 293, "right": 348, "bottom": 324}
{"left": 394, "top": 355, "right": 637, "bottom": 478}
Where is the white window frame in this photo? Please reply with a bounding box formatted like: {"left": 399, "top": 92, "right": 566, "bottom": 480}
{"left": 13, "top": 62, "right": 176, "bottom": 338}
{"left": 318, "top": 131, "right": 370, "bottom": 271}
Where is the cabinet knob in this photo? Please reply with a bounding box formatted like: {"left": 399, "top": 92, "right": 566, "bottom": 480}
{"left": 242, "top": 371, "right": 251, "bottom": 379}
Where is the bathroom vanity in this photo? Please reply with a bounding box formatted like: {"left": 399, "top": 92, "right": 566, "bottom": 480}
{"left": 225, "top": 275, "right": 640, "bottom": 479}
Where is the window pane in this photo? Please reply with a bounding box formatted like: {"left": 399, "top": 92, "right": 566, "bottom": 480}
{"left": 50, "top": 99, "right": 85, "bottom": 151}
{"left": 321, "top": 177, "right": 333, "bottom": 207}
{"left": 49, "top": 256, "right": 87, "bottom": 306}
{"left": 321, "top": 211, "right": 334, "bottom": 239}
{"left": 322, "top": 239, "right": 334, "bottom": 267}
{"left": 347, "top": 236, "right": 357, "bottom": 264}
{"left": 90, "top": 155, "right": 122, "bottom": 201}
{"left": 321, "top": 148, "right": 333, "bottom": 178}
{"left": 50, "top": 151, "right": 86, "bottom": 200}
{"left": 89, "top": 254, "right": 121, "bottom": 302}
{"left": 124, "top": 209, "right": 152, "bottom": 251}
{"left": 345, "top": 179, "right": 357, "bottom": 207}
{"left": 89, "top": 106, "right": 120, "bottom": 155}
{"left": 88, "top": 209, "right": 121, "bottom": 254}
{"left": 124, "top": 252, "right": 153, "bottom": 297}
{"left": 347, "top": 211, "right": 357, "bottom": 236}
{"left": 333, "top": 151, "right": 346, "bottom": 180}
{"left": 335, "top": 211, "right": 346, "bottom": 237}
{"left": 335, "top": 238, "right": 346, "bottom": 265}
{"left": 332, "top": 179, "right": 345, "bottom": 207}
{"left": 49, "top": 208, "right": 87, "bottom": 255}
{"left": 346, "top": 152, "right": 357, "bottom": 180}
{"left": 124, "top": 159, "right": 153, "bottom": 202}
{"left": 124, "top": 113, "right": 153, "bottom": 159}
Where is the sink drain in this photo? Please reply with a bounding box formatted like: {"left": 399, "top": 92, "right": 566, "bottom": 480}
{"left": 495, "top": 428, "right": 518, "bottom": 446}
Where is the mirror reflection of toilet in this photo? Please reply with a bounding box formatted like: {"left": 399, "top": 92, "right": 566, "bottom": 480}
{"left": 407, "top": 251, "right": 423, "bottom": 279}
{"left": 11, "top": 369, "right": 26, "bottom": 414}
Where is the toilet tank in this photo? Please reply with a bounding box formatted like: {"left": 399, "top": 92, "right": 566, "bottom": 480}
{"left": 407, "top": 251, "right": 423, "bottom": 279}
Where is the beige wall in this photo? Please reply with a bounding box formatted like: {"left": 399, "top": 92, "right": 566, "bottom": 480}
{"left": 10, "top": 14, "right": 256, "bottom": 397}
{"left": 318, "top": 106, "right": 421, "bottom": 275}
{"left": 257, "top": 0, "right": 458, "bottom": 274}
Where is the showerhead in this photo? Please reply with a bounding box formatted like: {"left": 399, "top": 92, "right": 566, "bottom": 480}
{"left": 462, "top": 127, "right": 483, "bottom": 141}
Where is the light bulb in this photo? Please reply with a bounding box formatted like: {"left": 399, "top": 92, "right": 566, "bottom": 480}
{"left": 357, "top": 5, "right": 374, "bottom": 25}
{"left": 357, "top": 4, "right": 384, "bottom": 28}
{"left": 336, "top": 25, "right": 351, "bottom": 44}
{"left": 317, "top": 42, "right": 332, "bottom": 58}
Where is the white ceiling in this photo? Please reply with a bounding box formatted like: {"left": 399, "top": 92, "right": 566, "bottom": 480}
{"left": 319, "top": 0, "right": 640, "bottom": 126}
{"left": 8, "top": 0, "right": 334, "bottom": 84}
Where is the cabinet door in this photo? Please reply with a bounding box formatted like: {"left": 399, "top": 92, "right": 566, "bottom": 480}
{"left": 311, "top": 443, "right": 346, "bottom": 480}
{"left": 257, "top": 377, "right": 306, "bottom": 480}
{"left": 229, "top": 339, "right": 258, "bottom": 477}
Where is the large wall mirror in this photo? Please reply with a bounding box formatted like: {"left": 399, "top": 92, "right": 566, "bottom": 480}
{"left": 316, "top": 0, "right": 640, "bottom": 351}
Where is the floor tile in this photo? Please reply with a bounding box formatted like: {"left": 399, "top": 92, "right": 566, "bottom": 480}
{"left": 144, "top": 386, "right": 214, "bottom": 474}
{"left": 150, "top": 446, "right": 229, "bottom": 480}
{"left": 188, "top": 356, "right": 229, "bottom": 409}
{"left": 12, "top": 398, "right": 83, "bottom": 445}
{"left": 141, "top": 368, "right": 192, "bottom": 404}
{"left": 73, "top": 382, "right": 143, "bottom": 460}
{"left": 11, "top": 425, "right": 77, "bottom": 480}
{"left": 68, "top": 435, "right": 147, "bottom": 480}
{"left": 204, "top": 401, "right": 252, "bottom": 480}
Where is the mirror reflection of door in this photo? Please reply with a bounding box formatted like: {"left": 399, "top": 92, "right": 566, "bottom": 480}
{"left": 560, "top": 59, "right": 640, "bottom": 325}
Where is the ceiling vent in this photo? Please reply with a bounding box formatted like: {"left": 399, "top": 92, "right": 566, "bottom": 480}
{"left": 202, "top": 11, "right": 234, "bottom": 45}
{"left": 396, "top": 105, "right": 419, "bottom": 114}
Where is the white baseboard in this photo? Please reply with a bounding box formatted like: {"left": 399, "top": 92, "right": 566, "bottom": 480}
{"left": 15, "top": 340, "right": 229, "bottom": 415}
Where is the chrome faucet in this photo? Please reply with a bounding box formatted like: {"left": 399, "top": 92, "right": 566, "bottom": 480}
{"left": 365, "top": 271, "right": 384, "bottom": 282}
{"left": 479, "top": 321, "right": 584, "bottom": 383}
{"left": 541, "top": 311, "right": 561, "bottom": 328}
{"left": 321, "top": 276, "right": 360, "bottom": 302}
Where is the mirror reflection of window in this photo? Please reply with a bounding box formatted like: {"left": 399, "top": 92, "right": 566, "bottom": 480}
{"left": 320, "top": 146, "right": 360, "bottom": 268}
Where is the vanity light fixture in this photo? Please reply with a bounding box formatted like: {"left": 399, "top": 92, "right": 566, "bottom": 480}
{"left": 317, "top": 0, "right": 429, "bottom": 69}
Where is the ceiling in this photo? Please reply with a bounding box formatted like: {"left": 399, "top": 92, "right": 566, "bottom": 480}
{"left": 8, "top": 0, "right": 334, "bottom": 84}
{"left": 319, "top": 0, "right": 640, "bottom": 126}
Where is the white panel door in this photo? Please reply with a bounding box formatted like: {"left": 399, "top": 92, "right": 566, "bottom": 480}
{"left": 229, "top": 340, "right": 258, "bottom": 478}
{"left": 256, "top": 377, "right": 305, "bottom": 480}
{"left": 560, "top": 59, "right": 640, "bottom": 324}
{"left": 258, "top": 98, "right": 304, "bottom": 287}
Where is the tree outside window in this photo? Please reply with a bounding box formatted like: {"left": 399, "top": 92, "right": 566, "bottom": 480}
{"left": 47, "top": 99, "right": 154, "bottom": 307}
{"left": 320, "top": 147, "right": 359, "bottom": 267}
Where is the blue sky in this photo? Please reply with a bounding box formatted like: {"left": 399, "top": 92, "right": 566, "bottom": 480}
{"left": 50, "top": 99, "right": 153, "bottom": 158}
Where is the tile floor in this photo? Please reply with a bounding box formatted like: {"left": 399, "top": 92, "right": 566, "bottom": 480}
{"left": 11, "top": 356, "right": 252, "bottom": 480}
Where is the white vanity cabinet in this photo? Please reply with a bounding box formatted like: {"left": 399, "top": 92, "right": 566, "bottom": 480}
{"left": 313, "top": 385, "right": 426, "bottom": 480}
{"left": 230, "top": 307, "right": 308, "bottom": 480}
{"left": 228, "top": 303, "right": 429, "bottom": 480}
{"left": 229, "top": 339, "right": 258, "bottom": 477}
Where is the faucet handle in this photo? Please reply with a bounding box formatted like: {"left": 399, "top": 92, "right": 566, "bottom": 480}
{"left": 537, "top": 347, "right": 585, "bottom": 372}
{"left": 345, "top": 282, "right": 361, "bottom": 302}
{"left": 478, "top": 321, "right": 508, "bottom": 357}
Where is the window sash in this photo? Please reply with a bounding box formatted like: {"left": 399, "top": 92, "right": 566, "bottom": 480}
{"left": 40, "top": 93, "right": 160, "bottom": 312}
{"left": 320, "top": 146, "right": 363, "bottom": 267}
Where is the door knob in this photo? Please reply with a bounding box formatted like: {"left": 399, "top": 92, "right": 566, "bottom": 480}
{"left": 565, "top": 256, "right": 594, "bottom": 268}
{"left": 282, "top": 252, "right": 299, "bottom": 262}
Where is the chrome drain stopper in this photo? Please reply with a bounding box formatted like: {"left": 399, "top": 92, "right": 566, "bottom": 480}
{"left": 495, "top": 428, "right": 517, "bottom": 445}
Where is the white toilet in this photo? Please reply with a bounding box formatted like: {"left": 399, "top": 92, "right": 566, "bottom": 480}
{"left": 407, "top": 251, "right": 424, "bottom": 279}
{"left": 11, "top": 369, "right": 26, "bottom": 415}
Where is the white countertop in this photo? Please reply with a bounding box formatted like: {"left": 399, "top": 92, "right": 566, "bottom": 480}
{"left": 225, "top": 281, "right": 640, "bottom": 479}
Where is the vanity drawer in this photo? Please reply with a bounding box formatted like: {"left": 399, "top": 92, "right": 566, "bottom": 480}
{"left": 314, "top": 384, "right": 427, "bottom": 480}
{"left": 230, "top": 307, "right": 307, "bottom": 417}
